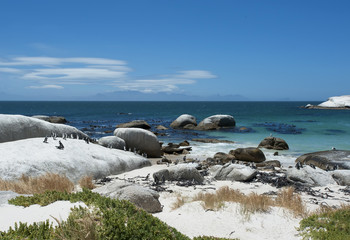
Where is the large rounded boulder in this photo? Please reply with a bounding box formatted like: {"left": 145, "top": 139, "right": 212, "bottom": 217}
{"left": 258, "top": 137, "right": 289, "bottom": 150}
{"left": 116, "top": 120, "right": 151, "bottom": 130}
{"left": 114, "top": 128, "right": 162, "bottom": 157}
{"left": 0, "top": 114, "right": 88, "bottom": 143}
{"left": 98, "top": 136, "right": 126, "bottom": 150}
{"left": 230, "top": 147, "right": 266, "bottom": 163}
{"left": 170, "top": 114, "right": 197, "bottom": 129}
{"left": 196, "top": 114, "right": 236, "bottom": 131}
{"left": 93, "top": 182, "right": 162, "bottom": 213}
{"left": 295, "top": 150, "right": 350, "bottom": 170}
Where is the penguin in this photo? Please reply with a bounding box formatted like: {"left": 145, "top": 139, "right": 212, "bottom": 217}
{"left": 43, "top": 136, "right": 48, "bottom": 143}
{"left": 309, "top": 163, "right": 316, "bottom": 169}
{"left": 333, "top": 165, "right": 339, "bottom": 170}
{"left": 295, "top": 161, "right": 302, "bottom": 170}
{"left": 56, "top": 141, "right": 64, "bottom": 150}
{"left": 183, "top": 155, "right": 187, "bottom": 162}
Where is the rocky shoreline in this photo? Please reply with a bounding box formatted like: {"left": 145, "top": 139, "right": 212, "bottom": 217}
{"left": 1, "top": 113, "right": 350, "bottom": 239}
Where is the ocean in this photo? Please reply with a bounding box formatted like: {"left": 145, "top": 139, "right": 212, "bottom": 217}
{"left": 1, "top": 101, "right": 349, "bottom": 166}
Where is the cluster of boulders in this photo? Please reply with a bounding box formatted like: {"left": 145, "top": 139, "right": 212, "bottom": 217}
{"left": 170, "top": 114, "right": 236, "bottom": 131}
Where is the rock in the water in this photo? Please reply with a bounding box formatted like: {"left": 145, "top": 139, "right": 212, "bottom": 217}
{"left": 286, "top": 165, "right": 336, "bottom": 186}
{"left": 93, "top": 182, "right": 162, "bottom": 213}
{"left": 156, "top": 125, "right": 168, "bottom": 130}
{"left": 116, "top": 120, "right": 151, "bottom": 130}
{"left": 332, "top": 170, "right": 350, "bottom": 186}
{"left": 98, "top": 136, "right": 126, "bottom": 150}
{"left": 170, "top": 114, "right": 197, "bottom": 129}
{"left": 296, "top": 150, "right": 350, "bottom": 170}
{"left": 114, "top": 128, "right": 162, "bottom": 157}
{"left": 0, "top": 114, "right": 88, "bottom": 143}
{"left": 179, "top": 140, "right": 190, "bottom": 146}
{"left": 32, "top": 115, "right": 67, "bottom": 124}
{"left": 212, "top": 163, "right": 257, "bottom": 182}
{"left": 230, "top": 147, "right": 266, "bottom": 163}
{"left": 258, "top": 137, "right": 289, "bottom": 150}
{"left": 213, "top": 152, "right": 235, "bottom": 164}
{"left": 153, "top": 163, "right": 204, "bottom": 184}
{"left": 318, "top": 95, "right": 350, "bottom": 108}
{"left": 0, "top": 138, "right": 150, "bottom": 183}
{"left": 192, "top": 138, "right": 235, "bottom": 144}
{"left": 196, "top": 115, "right": 236, "bottom": 131}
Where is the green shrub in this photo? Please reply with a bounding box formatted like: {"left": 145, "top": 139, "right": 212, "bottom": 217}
{"left": 1, "top": 189, "right": 190, "bottom": 239}
{"left": 298, "top": 206, "right": 350, "bottom": 240}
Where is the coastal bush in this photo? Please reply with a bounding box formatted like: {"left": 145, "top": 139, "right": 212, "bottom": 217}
{"left": 2, "top": 189, "right": 229, "bottom": 240}
{"left": 0, "top": 173, "right": 74, "bottom": 194}
{"left": 298, "top": 205, "right": 350, "bottom": 239}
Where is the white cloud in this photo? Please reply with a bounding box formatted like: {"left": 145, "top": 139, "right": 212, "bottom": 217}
{"left": 113, "top": 78, "right": 197, "bottom": 93}
{"left": 28, "top": 85, "right": 64, "bottom": 89}
{"left": 0, "top": 57, "right": 126, "bottom": 66}
{"left": 176, "top": 70, "right": 217, "bottom": 79}
{"left": 0, "top": 56, "right": 217, "bottom": 93}
{"left": 22, "top": 68, "right": 126, "bottom": 80}
{"left": 0, "top": 67, "right": 22, "bottom": 73}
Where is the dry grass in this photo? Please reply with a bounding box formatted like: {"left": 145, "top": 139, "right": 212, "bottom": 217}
{"left": 275, "top": 187, "right": 307, "bottom": 217}
{"left": 174, "top": 186, "right": 307, "bottom": 218}
{"left": 79, "top": 176, "right": 96, "bottom": 190}
{"left": 0, "top": 173, "right": 74, "bottom": 194}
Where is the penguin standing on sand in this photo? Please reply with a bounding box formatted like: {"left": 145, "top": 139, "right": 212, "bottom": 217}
{"left": 43, "top": 136, "right": 48, "bottom": 143}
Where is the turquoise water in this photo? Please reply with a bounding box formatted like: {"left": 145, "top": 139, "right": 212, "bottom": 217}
{"left": 0, "top": 101, "right": 349, "bottom": 157}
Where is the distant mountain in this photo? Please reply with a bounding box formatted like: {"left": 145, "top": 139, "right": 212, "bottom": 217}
{"left": 89, "top": 91, "right": 249, "bottom": 101}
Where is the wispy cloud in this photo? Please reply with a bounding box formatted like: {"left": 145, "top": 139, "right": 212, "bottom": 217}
{"left": 0, "top": 67, "right": 22, "bottom": 73}
{"left": 176, "top": 70, "right": 217, "bottom": 79}
{"left": 28, "top": 84, "right": 64, "bottom": 89}
{"left": 0, "top": 56, "right": 217, "bottom": 93}
{"left": 0, "top": 57, "right": 126, "bottom": 66}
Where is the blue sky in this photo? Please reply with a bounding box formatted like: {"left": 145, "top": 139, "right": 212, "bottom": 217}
{"left": 0, "top": 0, "right": 349, "bottom": 101}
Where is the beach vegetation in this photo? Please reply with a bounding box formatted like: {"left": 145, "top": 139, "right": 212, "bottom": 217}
{"left": 1, "top": 189, "right": 234, "bottom": 240}
{"left": 79, "top": 175, "right": 95, "bottom": 190}
{"left": 175, "top": 186, "right": 307, "bottom": 218}
{"left": 298, "top": 204, "right": 350, "bottom": 240}
{"left": 0, "top": 173, "right": 74, "bottom": 194}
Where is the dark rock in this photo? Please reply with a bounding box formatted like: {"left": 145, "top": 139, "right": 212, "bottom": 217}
{"left": 192, "top": 138, "right": 235, "bottom": 144}
{"left": 116, "top": 120, "right": 151, "bottom": 130}
{"left": 196, "top": 115, "right": 236, "bottom": 131}
{"left": 156, "top": 125, "right": 168, "bottom": 130}
{"left": 230, "top": 147, "right": 266, "bottom": 163}
{"left": 256, "top": 160, "right": 281, "bottom": 168}
{"left": 213, "top": 152, "right": 235, "bottom": 164}
{"left": 170, "top": 114, "right": 197, "bottom": 129}
{"left": 258, "top": 137, "right": 289, "bottom": 150}
{"left": 296, "top": 150, "right": 350, "bottom": 170}
{"left": 32, "top": 115, "right": 67, "bottom": 124}
{"left": 179, "top": 140, "right": 190, "bottom": 146}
